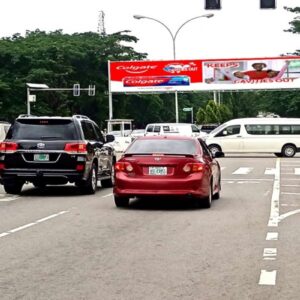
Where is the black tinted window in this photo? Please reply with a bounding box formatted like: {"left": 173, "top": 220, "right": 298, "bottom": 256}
{"left": 81, "top": 121, "right": 97, "bottom": 140}
{"left": 7, "top": 119, "right": 77, "bottom": 140}
{"left": 127, "top": 139, "right": 196, "bottom": 155}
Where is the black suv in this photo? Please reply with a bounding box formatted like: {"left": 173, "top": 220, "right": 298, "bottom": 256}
{"left": 0, "top": 115, "right": 115, "bottom": 194}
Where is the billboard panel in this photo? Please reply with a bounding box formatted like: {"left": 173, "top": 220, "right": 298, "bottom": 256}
{"left": 109, "top": 57, "right": 300, "bottom": 92}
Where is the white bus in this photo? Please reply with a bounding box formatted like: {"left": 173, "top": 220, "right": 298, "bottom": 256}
{"left": 204, "top": 118, "right": 300, "bottom": 157}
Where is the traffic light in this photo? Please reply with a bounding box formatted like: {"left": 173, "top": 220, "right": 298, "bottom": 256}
{"left": 260, "top": 0, "right": 276, "bottom": 9}
{"left": 205, "top": 0, "right": 221, "bottom": 10}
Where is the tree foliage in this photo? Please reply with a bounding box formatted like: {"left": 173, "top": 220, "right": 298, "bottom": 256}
{"left": 0, "top": 6, "right": 300, "bottom": 129}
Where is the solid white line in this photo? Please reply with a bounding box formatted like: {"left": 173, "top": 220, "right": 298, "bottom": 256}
{"left": 278, "top": 209, "right": 300, "bottom": 223}
{"left": 232, "top": 167, "right": 253, "bottom": 175}
{"left": 0, "top": 210, "right": 69, "bottom": 239}
{"left": 266, "top": 232, "right": 278, "bottom": 241}
{"left": 295, "top": 168, "right": 300, "bottom": 175}
{"left": 259, "top": 270, "right": 277, "bottom": 285}
{"left": 0, "top": 196, "right": 20, "bottom": 202}
{"left": 281, "top": 184, "right": 300, "bottom": 187}
{"left": 268, "top": 158, "right": 280, "bottom": 227}
{"left": 222, "top": 178, "right": 273, "bottom": 181}
{"left": 281, "top": 192, "right": 300, "bottom": 195}
{"left": 9, "top": 223, "right": 36, "bottom": 233}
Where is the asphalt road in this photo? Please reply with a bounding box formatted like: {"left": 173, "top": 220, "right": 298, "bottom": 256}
{"left": 0, "top": 155, "right": 299, "bottom": 300}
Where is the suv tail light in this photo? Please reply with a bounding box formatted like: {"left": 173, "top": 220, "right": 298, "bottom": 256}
{"left": 115, "top": 162, "right": 133, "bottom": 172}
{"left": 0, "top": 142, "right": 18, "bottom": 153}
{"left": 183, "top": 163, "right": 204, "bottom": 173}
{"left": 64, "top": 143, "right": 87, "bottom": 154}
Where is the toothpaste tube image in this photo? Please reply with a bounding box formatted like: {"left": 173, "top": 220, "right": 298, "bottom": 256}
{"left": 123, "top": 76, "right": 190, "bottom": 87}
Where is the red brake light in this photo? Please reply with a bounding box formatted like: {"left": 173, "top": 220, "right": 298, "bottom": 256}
{"left": 0, "top": 142, "right": 18, "bottom": 153}
{"left": 64, "top": 143, "right": 87, "bottom": 153}
{"left": 183, "top": 163, "right": 204, "bottom": 173}
{"left": 115, "top": 162, "right": 133, "bottom": 172}
{"left": 0, "top": 163, "right": 5, "bottom": 170}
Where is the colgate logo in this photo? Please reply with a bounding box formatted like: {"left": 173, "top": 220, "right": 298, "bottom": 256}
{"left": 116, "top": 65, "right": 157, "bottom": 74}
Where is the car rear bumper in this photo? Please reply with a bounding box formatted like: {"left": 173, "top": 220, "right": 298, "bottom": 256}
{"left": 0, "top": 169, "right": 84, "bottom": 184}
{"left": 114, "top": 174, "right": 209, "bottom": 198}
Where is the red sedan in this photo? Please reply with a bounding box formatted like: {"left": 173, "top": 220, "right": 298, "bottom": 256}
{"left": 113, "top": 135, "right": 223, "bottom": 208}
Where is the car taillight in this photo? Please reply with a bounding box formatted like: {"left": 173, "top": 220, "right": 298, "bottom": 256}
{"left": 76, "top": 164, "right": 85, "bottom": 171}
{"left": 183, "top": 163, "right": 204, "bottom": 173}
{"left": 0, "top": 142, "right": 18, "bottom": 153}
{"left": 115, "top": 162, "right": 133, "bottom": 172}
{"left": 64, "top": 143, "right": 87, "bottom": 154}
{"left": 0, "top": 163, "right": 5, "bottom": 170}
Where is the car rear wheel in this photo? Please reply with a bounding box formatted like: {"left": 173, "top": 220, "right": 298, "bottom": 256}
{"left": 282, "top": 144, "right": 296, "bottom": 157}
{"left": 114, "top": 196, "right": 129, "bottom": 208}
{"left": 101, "top": 164, "right": 115, "bottom": 188}
{"left": 4, "top": 181, "right": 24, "bottom": 194}
{"left": 81, "top": 163, "right": 97, "bottom": 194}
{"left": 202, "top": 183, "right": 212, "bottom": 208}
{"left": 213, "top": 177, "right": 221, "bottom": 200}
{"left": 208, "top": 144, "right": 222, "bottom": 156}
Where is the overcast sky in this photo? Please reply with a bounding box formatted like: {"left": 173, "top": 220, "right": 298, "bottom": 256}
{"left": 0, "top": 0, "right": 299, "bottom": 60}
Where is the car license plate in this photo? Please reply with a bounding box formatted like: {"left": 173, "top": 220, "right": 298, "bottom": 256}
{"left": 149, "top": 166, "right": 167, "bottom": 175}
{"left": 34, "top": 154, "right": 49, "bottom": 161}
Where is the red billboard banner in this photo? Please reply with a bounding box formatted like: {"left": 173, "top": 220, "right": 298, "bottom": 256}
{"left": 109, "top": 57, "right": 300, "bottom": 92}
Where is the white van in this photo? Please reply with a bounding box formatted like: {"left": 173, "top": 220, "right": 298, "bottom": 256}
{"left": 204, "top": 118, "right": 300, "bottom": 157}
{"left": 144, "top": 123, "right": 201, "bottom": 137}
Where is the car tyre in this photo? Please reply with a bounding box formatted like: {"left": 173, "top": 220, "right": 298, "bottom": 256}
{"left": 101, "top": 164, "right": 115, "bottom": 188}
{"left": 4, "top": 181, "right": 24, "bottom": 194}
{"left": 202, "top": 183, "right": 212, "bottom": 208}
{"left": 81, "top": 163, "right": 97, "bottom": 194}
{"left": 114, "top": 195, "right": 129, "bottom": 208}
{"left": 282, "top": 144, "right": 296, "bottom": 157}
{"left": 208, "top": 144, "right": 222, "bottom": 156}
{"left": 213, "top": 177, "right": 221, "bottom": 200}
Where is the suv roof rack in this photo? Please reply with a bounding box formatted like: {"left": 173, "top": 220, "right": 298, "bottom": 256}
{"left": 73, "top": 115, "right": 90, "bottom": 120}
{"left": 17, "top": 114, "right": 38, "bottom": 118}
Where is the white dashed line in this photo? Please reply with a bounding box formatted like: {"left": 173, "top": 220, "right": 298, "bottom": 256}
{"left": 266, "top": 232, "right": 278, "bottom": 241}
{"left": 232, "top": 167, "right": 253, "bottom": 175}
{"left": 268, "top": 158, "right": 280, "bottom": 227}
{"left": 101, "top": 193, "right": 113, "bottom": 198}
{"left": 0, "top": 210, "right": 69, "bottom": 239}
{"left": 263, "top": 248, "right": 277, "bottom": 260}
{"left": 259, "top": 270, "right": 277, "bottom": 285}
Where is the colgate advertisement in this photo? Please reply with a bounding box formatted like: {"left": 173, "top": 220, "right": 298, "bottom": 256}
{"left": 109, "top": 57, "right": 300, "bottom": 92}
{"left": 110, "top": 60, "right": 201, "bottom": 92}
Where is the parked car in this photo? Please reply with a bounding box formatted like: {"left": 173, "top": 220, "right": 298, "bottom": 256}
{"left": 0, "top": 115, "right": 116, "bottom": 194}
{"left": 130, "top": 129, "right": 145, "bottom": 139}
{"left": 144, "top": 123, "right": 201, "bottom": 137}
{"left": 0, "top": 121, "right": 10, "bottom": 141}
{"left": 113, "top": 135, "right": 223, "bottom": 208}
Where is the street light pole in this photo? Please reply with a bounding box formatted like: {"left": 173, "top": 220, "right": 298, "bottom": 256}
{"left": 134, "top": 14, "right": 214, "bottom": 123}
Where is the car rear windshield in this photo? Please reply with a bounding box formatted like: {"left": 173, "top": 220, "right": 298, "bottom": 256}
{"left": 7, "top": 119, "right": 78, "bottom": 140}
{"left": 126, "top": 139, "right": 197, "bottom": 155}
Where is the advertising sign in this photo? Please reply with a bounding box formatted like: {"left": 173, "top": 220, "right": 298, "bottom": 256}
{"left": 109, "top": 57, "right": 300, "bottom": 92}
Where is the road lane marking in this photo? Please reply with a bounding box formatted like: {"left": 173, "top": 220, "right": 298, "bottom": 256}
{"left": 0, "top": 195, "right": 20, "bottom": 202}
{"left": 281, "top": 192, "right": 300, "bottom": 195}
{"left": 259, "top": 270, "right": 277, "bottom": 285}
{"left": 278, "top": 209, "right": 300, "bottom": 223}
{"left": 264, "top": 168, "right": 276, "bottom": 175}
{"left": 0, "top": 210, "right": 69, "bottom": 239}
{"left": 263, "top": 248, "right": 277, "bottom": 260}
{"left": 268, "top": 158, "right": 280, "bottom": 227}
{"left": 101, "top": 193, "right": 113, "bottom": 198}
{"left": 266, "top": 232, "right": 278, "bottom": 241}
{"left": 232, "top": 167, "right": 253, "bottom": 175}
